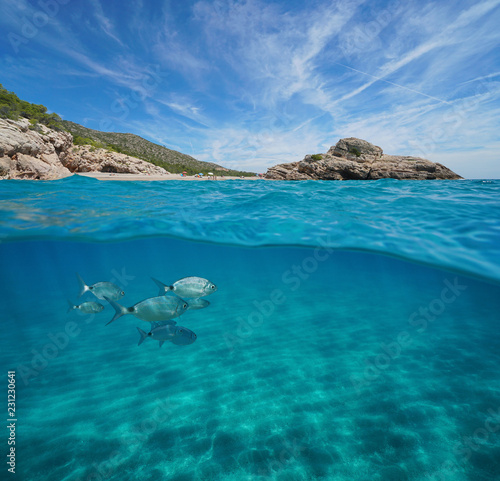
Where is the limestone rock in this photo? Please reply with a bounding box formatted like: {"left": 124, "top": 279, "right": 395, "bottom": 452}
{"left": 0, "top": 118, "right": 72, "bottom": 179}
{"left": 330, "top": 137, "right": 383, "bottom": 162}
{"left": 62, "top": 146, "right": 169, "bottom": 175}
{"left": 265, "top": 138, "right": 462, "bottom": 180}
{"left": 0, "top": 117, "right": 169, "bottom": 179}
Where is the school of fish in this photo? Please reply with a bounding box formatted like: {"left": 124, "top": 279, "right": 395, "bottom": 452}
{"left": 70, "top": 273, "right": 217, "bottom": 348}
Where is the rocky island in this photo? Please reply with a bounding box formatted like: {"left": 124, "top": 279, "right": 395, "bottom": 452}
{"left": 265, "top": 137, "right": 462, "bottom": 180}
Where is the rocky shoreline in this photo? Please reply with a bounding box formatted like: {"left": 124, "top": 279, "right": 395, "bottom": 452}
{"left": 1, "top": 119, "right": 462, "bottom": 181}
{"left": 0, "top": 118, "right": 168, "bottom": 180}
{"left": 265, "top": 138, "right": 462, "bottom": 180}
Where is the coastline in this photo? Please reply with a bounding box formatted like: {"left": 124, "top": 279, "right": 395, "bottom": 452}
{"left": 75, "top": 172, "right": 264, "bottom": 181}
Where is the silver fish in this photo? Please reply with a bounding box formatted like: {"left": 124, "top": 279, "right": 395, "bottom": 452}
{"left": 152, "top": 276, "right": 217, "bottom": 298}
{"left": 67, "top": 301, "right": 104, "bottom": 314}
{"left": 184, "top": 298, "right": 210, "bottom": 310}
{"left": 77, "top": 273, "right": 124, "bottom": 301}
{"left": 105, "top": 295, "right": 188, "bottom": 325}
{"left": 136, "top": 322, "right": 197, "bottom": 347}
{"left": 171, "top": 326, "right": 198, "bottom": 345}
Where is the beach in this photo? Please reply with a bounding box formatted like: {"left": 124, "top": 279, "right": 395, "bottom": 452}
{"left": 76, "top": 172, "right": 264, "bottom": 181}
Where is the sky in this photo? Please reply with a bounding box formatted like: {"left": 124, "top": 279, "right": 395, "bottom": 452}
{"left": 1, "top": 0, "right": 500, "bottom": 177}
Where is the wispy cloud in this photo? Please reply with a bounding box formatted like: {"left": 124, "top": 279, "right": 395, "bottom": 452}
{"left": 89, "top": 0, "right": 124, "bottom": 45}
{"left": 332, "top": 62, "right": 450, "bottom": 104}
{"left": 328, "top": 0, "right": 500, "bottom": 106}
{"left": 461, "top": 72, "right": 500, "bottom": 85}
{"left": 155, "top": 94, "right": 211, "bottom": 128}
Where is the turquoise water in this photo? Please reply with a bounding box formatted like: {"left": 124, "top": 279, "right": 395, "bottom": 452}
{"left": 1, "top": 177, "right": 500, "bottom": 481}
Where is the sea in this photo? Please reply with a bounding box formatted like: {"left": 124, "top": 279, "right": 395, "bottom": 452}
{"left": 0, "top": 176, "right": 499, "bottom": 481}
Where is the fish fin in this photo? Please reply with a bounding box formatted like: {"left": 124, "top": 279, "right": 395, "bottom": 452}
{"left": 66, "top": 299, "right": 76, "bottom": 314}
{"left": 76, "top": 273, "right": 89, "bottom": 297}
{"left": 159, "top": 341, "right": 165, "bottom": 348}
{"left": 151, "top": 277, "right": 169, "bottom": 296}
{"left": 136, "top": 327, "right": 148, "bottom": 346}
{"left": 104, "top": 296, "right": 127, "bottom": 325}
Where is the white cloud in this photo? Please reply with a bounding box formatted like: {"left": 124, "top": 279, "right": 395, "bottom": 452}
{"left": 89, "top": 0, "right": 124, "bottom": 45}
{"left": 154, "top": 95, "right": 211, "bottom": 128}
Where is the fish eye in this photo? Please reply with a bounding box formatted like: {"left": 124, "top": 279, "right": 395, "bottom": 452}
{"left": 179, "top": 329, "right": 184, "bottom": 333}
{"left": 183, "top": 303, "right": 187, "bottom": 309}
{"left": 120, "top": 291, "right": 124, "bottom": 296}
{"left": 211, "top": 285, "right": 216, "bottom": 289}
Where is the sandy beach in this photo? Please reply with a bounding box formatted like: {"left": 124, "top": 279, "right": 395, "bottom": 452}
{"left": 76, "top": 172, "right": 264, "bottom": 181}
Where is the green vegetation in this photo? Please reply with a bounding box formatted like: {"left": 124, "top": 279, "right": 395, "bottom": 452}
{"left": 349, "top": 147, "right": 361, "bottom": 157}
{"left": 311, "top": 154, "right": 322, "bottom": 161}
{"left": 0, "top": 84, "right": 63, "bottom": 130}
{"left": 73, "top": 135, "right": 107, "bottom": 149}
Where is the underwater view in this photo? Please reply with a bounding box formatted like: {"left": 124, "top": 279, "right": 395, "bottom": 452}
{"left": 1, "top": 177, "right": 500, "bottom": 481}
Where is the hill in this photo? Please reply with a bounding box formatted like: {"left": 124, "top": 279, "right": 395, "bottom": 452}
{"left": 0, "top": 83, "right": 254, "bottom": 176}
{"left": 62, "top": 120, "right": 254, "bottom": 176}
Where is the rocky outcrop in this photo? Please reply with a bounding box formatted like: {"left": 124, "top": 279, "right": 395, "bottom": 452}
{"left": 265, "top": 137, "right": 462, "bottom": 180}
{"left": 0, "top": 118, "right": 169, "bottom": 180}
{"left": 0, "top": 118, "right": 73, "bottom": 179}
{"left": 331, "top": 137, "right": 383, "bottom": 162}
{"left": 62, "top": 146, "right": 169, "bottom": 175}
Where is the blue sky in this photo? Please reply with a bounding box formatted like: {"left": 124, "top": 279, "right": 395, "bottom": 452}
{"left": 1, "top": 0, "right": 500, "bottom": 177}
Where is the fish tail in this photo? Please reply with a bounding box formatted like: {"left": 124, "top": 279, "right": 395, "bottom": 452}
{"left": 136, "top": 327, "right": 148, "bottom": 346}
{"left": 66, "top": 299, "right": 76, "bottom": 314}
{"left": 151, "top": 277, "right": 170, "bottom": 296}
{"left": 105, "top": 296, "right": 127, "bottom": 325}
{"left": 76, "top": 273, "right": 89, "bottom": 297}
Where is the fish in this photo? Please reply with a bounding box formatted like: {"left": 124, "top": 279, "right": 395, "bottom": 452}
{"left": 151, "top": 276, "right": 217, "bottom": 298}
{"left": 76, "top": 273, "right": 124, "bottom": 301}
{"left": 67, "top": 300, "right": 104, "bottom": 314}
{"left": 160, "top": 291, "right": 210, "bottom": 310}
{"left": 184, "top": 298, "right": 210, "bottom": 310}
{"left": 171, "top": 327, "right": 198, "bottom": 345}
{"left": 136, "top": 322, "right": 197, "bottom": 347}
{"left": 105, "top": 295, "right": 188, "bottom": 325}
